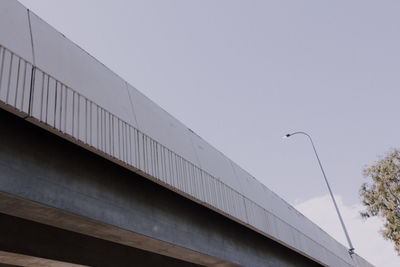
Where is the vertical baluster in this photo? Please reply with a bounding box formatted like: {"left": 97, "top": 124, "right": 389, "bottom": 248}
{"left": 39, "top": 72, "right": 45, "bottom": 121}
{"left": 20, "top": 61, "right": 27, "bottom": 111}
{"left": 108, "top": 113, "right": 111, "bottom": 153}
{"left": 53, "top": 81, "right": 58, "bottom": 128}
{"left": 136, "top": 129, "right": 140, "bottom": 168}
{"left": 0, "top": 47, "right": 5, "bottom": 95}
{"left": 124, "top": 124, "right": 128, "bottom": 164}
{"left": 85, "top": 98, "right": 88, "bottom": 144}
{"left": 27, "top": 66, "right": 35, "bottom": 117}
{"left": 111, "top": 115, "right": 115, "bottom": 157}
{"left": 125, "top": 123, "right": 129, "bottom": 163}
{"left": 99, "top": 108, "right": 102, "bottom": 151}
{"left": 13, "top": 58, "right": 21, "bottom": 107}
{"left": 5, "top": 53, "right": 14, "bottom": 104}
{"left": 71, "top": 91, "right": 75, "bottom": 137}
{"left": 90, "top": 102, "right": 93, "bottom": 146}
{"left": 128, "top": 126, "right": 132, "bottom": 165}
{"left": 100, "top": 108, "right": 103, "bottom": 151}
{"left": 96, "top": 106, "right": 99, "bottom": 149}
{"left": 162, "top": 146, "right": 167, "bottom": 182}
{"left": 155, "top": 142, "right": 159, "bottom": 179}
{"left": 64, "top": 87, "right": 68, "bottom": 133}
{"left": 45, "top": 75, "right": 50, "bottom": 124}
{"left": 103, "top": 109, "right": 107, "bottom": 152}
{"left": 142, "top": 134, "right": 146, "bottom": 172}
{"left": 152, "top": 139, "right": 156, "bottom": 175}
{"left": 77, "top": 94, "right": 80, "bottom": 140}
{"left": 59, "top": 84, "right": 63, "bottom": 130}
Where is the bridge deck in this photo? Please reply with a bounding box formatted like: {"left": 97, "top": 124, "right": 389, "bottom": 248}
{"left": 0, "top": 1, "right": 372, "bottom": 266}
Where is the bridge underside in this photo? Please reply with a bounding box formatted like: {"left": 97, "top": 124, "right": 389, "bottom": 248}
{"left": 0, "top": 214, "right": 203, "bottom": 267}
{"left": 0, "top": 108, "right": 320, "bottom": 267}
{"left": 0, "top": 212, "right": 202, "bottom": 267}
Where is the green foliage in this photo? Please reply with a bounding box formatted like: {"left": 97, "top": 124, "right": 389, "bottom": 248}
{"left": 360, "top": 149, "right": 400, "bottom": 255}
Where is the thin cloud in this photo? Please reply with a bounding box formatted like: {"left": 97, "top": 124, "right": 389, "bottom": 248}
{"left": 295, "top": 195, "right": 400, "bottom": 267}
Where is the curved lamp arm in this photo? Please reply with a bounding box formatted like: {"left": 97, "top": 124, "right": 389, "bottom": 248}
{"left": 283, "top": 132, "right": 355, "bottom": 256}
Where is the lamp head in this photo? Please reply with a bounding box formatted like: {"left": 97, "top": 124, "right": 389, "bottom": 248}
{"left": 281, "top": 134, "right": 291, "bottom": 139}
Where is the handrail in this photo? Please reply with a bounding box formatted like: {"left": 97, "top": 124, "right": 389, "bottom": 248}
{"left": 0, "top": 43, "right": 356, "bottom": 266}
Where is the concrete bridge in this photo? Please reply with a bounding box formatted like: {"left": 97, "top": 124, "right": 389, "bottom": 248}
{"left": 0, "top": 1, "right": 372, "bottom": 266}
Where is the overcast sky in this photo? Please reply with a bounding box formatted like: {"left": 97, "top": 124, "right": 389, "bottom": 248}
{"left": 17, "top": 1, "right": 400, "bottom": 266}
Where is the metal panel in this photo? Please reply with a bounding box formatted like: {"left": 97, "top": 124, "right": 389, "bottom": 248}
{"left": 244, "top": 198, "right": 266, "bottom": 233}
{"left": 235, "top": 195, "right": 248, "bottom": 223}
{"left": 0, "top": 46, "right": 33, "bottom": 113}
{"left": 189, "top": 133, "right": 240, "bottom": 189}
{"left": 275, "top": 219, "right": 296, "bottom": 250}
{"left": 23, "top": 62, "right": 354, "bottom": 267}
{"left": 0, "top": 0, "right": 33, "bottom": 63}
{"left": 193, "top": 167, "right": 205, "bottom": 202}
{"left": 0, "top": 3, "right": 372, "bottom": 265}
{"left": 126, "top": 84, "right": 200, "bottom": 167}
{"left": 230, "top": 161, "right": 270, "bottom": 209}
{"left": 354, "top": 255, "right": 374, "bottom": 267}
{"left": 28, "top": 13, "right": 137, "bottom": 129}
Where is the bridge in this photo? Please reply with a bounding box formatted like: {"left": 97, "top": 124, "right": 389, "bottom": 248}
{"left": 0, "top": 1, "right": 372, "bottom": 266}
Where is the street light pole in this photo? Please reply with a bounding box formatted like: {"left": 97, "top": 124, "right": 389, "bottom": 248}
{"left": 282, "top": 131, "right": 355, "bottom": 256}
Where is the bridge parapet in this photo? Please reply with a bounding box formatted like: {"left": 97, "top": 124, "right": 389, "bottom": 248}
{"left": 0, "top": 1, "right": 372, "bottom": 266}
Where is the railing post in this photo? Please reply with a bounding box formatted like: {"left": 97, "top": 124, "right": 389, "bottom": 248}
{"left": 27, "top": 66, "right": 36, "bottom": 118}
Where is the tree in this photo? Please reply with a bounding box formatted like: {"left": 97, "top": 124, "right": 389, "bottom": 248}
{"left": 360, "top": 149, "right": 400, "bottom": 255}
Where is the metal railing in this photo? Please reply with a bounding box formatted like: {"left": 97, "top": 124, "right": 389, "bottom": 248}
{"left": 0, "top": 45, "right": 33, "bottom": 114}
{"left": 0, "top": 43, "right": 355, "bottom": 266}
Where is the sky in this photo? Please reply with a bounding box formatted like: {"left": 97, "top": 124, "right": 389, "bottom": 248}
{"left": 16, "top": 0, "right": 400, "bottom": 266}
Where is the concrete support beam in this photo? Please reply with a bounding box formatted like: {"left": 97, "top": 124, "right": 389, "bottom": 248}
{"left": 0, "top": 212, "right": 202, "bottom": 267}
{"left": 0, "top": 109, "right": 320, "bottom": 266}
{"left": 0, "top": 251, "right": 87, "bottom": 267}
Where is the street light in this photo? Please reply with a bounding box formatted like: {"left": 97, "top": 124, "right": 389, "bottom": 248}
{"left": 282, "top": 131, "right": 355, "bottom": 256}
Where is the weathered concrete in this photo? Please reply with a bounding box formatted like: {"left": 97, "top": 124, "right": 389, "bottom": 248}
{"left": 0, "top": 250, "right": 87, "bottom": 267}
{"left": 0, "top": 2, "right": 372, "bottom": 265}
{"left": 0, "top": 213, "right": 201, "bottom": 267}
{"left": 0, "top": 109, "right": 321, "bottom": 266}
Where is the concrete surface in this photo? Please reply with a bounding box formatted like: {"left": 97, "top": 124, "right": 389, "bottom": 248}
{"left": 0, "top": 108, "right": 320, "bottom": 266}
